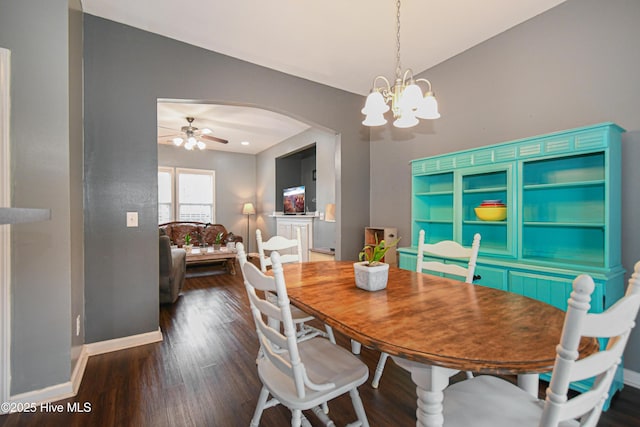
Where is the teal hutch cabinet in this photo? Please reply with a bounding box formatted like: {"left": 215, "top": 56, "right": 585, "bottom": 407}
{"left": 398, "top": 123, "right": 625, "bottom": 405}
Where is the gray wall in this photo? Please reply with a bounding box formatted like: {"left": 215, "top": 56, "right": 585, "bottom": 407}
{"left": 0, "top": 0, "right": 81, "bottom": 394}
{"left": 158, "top": 144, "right": 255, "bottom": 239}
{"left": 256, "top": 128, "right": 337, "bottom": 252}
{"left": 370, "top": 0, "right": 640, "bottom": 370}
{"left": 83, "top": 16, "right": 368, "bottom": 343}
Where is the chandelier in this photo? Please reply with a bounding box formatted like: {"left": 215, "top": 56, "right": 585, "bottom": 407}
{"left": 361, "top": 0, "right": 440, "bottom": 128}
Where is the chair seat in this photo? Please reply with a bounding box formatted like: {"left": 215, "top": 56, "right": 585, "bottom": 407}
{"left": 258, "top": 337, "right": 369, "bottom": 410}
{"left": 443, "top": 375, "right": 578, "bottom": 427}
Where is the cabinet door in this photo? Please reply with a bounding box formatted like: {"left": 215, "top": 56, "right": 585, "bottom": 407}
{"left": 473, "top": 265, "right": 507, "bottom": 291}
{"left": 520, "top": 152, "right": 607, "bottom": 268}
{"left": 456, "top": 165, "right": 515, "bottom": 257}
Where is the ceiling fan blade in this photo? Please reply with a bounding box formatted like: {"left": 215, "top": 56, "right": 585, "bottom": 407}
{"left": 159, "top": 133, "right": 183, "bottom": 139}
{"left": 201, "top": 134, "right": 229, "bottom": 144}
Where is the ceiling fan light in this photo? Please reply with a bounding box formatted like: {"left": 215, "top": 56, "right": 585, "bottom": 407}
{"left": 201, "top": 128, "right": 212, "bottom": 135}
{"left": 196, "top": 141, "right": 206, "bottom": 150}
{"left": 173, "top": 137, "right": 184, "bottom": 146}
{"left": 415, "top": 92, "right": 441, "bottom": 119}
{"left": 397, "top": 83, "right": 423, "bottom": 111}
{"left": 362, "top": 113, "right": 387, "bottom": 127}
{"left": 393, "top": 112, "right": 419, "bottom": 128}
{"left": 361, "top": 91, "right": 390, "bottom": 116}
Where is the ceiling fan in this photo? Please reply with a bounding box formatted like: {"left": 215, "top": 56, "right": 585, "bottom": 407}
{"left": 161, "top": 116, "right": 228, "bottom": 150}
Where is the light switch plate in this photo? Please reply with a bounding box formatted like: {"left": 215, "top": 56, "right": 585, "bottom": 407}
{"left": 126, "top": 211, "right": 138, "bottom": 227}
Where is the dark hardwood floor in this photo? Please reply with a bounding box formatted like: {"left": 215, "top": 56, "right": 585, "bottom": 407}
{"left": 1, "top": 266, "right": 639, "bottom": 426}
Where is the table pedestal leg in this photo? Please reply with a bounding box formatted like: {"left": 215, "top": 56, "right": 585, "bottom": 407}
{"left": 393, "top": 357, "right": 457, "bottom": 427}
{"left": 517, "top": 373, "right": 539, "bottom": 397}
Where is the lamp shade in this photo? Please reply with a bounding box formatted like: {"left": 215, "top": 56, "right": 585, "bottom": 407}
{"left": 325, "top": 203, "right": 336, "bottom": 222}
{"left": 393, "top": 112, "right": 419, "bottom": 128}
{"left": 242, "top": 202, "right": 256, "bottom": 215}
{"left": 361, "top": 91, "right": 390, "bottom": 115}
{"left": 397, "top": 83, "right": 423, "bottom": 111}
{"left": 362, "top": 113, "right": 387, "bottom": 127}
{"left": 415, "top": 93, "right": 441, "bottom": 119}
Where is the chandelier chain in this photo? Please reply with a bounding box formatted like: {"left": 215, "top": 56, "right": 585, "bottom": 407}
{"left": 395, "top": 0, "right": 402, "bottom": 79}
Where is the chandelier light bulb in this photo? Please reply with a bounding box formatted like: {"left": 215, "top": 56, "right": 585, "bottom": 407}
{"left": 173, "top": 137, "right": 184, "bottom": 146}
{"left": 196, "top": 140, "right": 206, "bottom": 150}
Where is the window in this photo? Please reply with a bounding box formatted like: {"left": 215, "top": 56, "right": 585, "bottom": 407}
{"left": 158, "top": 167, "right": 216, "bottom": 224}
{"left": 158, "top": 167, "right": 174, "bottom": 223}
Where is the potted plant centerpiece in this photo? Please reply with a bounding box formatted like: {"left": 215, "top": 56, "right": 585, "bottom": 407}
{"left": 354, "top": 236, "right": 400, "bottom": 291}
{"left": 213, "top": 231, "right": 224, "bottom": 251}
{"left": 183, "top": 233, "right": 193, "bottom": 254}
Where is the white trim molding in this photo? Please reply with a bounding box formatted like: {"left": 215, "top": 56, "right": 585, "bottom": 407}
{"left": 85, "top": 328, "right": 163, "bottom": 356}
{"left": 0, "top": 46, "right": 12, "bottom": 408}
{"left": 624, "top": 368, "right": 640, "bottom": 390}
{"left": 4, "top": 329, "right": 162, "bottom": 411}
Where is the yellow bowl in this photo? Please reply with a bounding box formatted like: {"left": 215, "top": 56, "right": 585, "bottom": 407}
{"left": 474, "top": 206, "right": 507, "bottom": 221}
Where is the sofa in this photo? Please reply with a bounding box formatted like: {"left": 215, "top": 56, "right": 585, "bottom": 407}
{"left": 159, "top": 229, "right": 186, "bottom": 304}
{"left": 159, "top": 221, "right": 243, "bottom": 248}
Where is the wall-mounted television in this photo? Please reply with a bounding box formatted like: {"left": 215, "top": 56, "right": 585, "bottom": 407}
{"left": 283, "top": 185, "right": 305, "bottom": 214}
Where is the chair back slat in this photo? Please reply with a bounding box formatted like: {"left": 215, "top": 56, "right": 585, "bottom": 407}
{"left": 582, "top": 294, "right": 640, "bottom": 337}
{"left": 416, "top": 230, "right": 481, "bottom": 283}
{"left": 256, "top": 228, "right": 303, "bottom": 272}
{"left": 419, "top": 261, "right": 470, "bottom": 279}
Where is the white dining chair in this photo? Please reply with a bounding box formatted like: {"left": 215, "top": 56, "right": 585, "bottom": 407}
{"left": 256, "top": 229, "right": 335, "bottom": 343}
{"left": 369, "top": 230, "right": 481, "bottom": 388}
{"left": 256, "top": 228, "right": 304, "bottom": 272}
{"left": 441, "top": 261, "right": 640, "bottom": 427}
{"left": 240, "top": 249, "right": 371, "bottom": 427}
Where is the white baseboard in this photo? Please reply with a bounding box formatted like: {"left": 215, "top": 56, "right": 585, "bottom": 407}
{"left": 9, "top": 381, "right": 74, "bottom": 407}
{"left": 85, "top": 328, "right": 163, "bottom": 356}
{"left": 7, "top": 328, "right": 163, "bottom": 408}
{"left": 624, "top": 368, "right": 640, "bottom": 390}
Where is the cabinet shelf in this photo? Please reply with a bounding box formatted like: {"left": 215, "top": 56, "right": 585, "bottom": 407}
{"left": 464, "top": 220, "right": 508, "bottom": 226}
{"left": 523, "top": 180, "right": 604, "bottom": 191}
{"left": 463, "top": 186, "right": 508, "bottom": 194}
{"left": 523, "top": 221, "right": 604, "bottom": 228}
{"left": 415, "top": 219, "right": 453, "bottom": 224}
{"left": 415, "top": 191, "right": 454, "bottom": 196}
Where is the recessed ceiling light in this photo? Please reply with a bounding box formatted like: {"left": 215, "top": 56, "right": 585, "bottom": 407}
{"left": 241, "top": 141, "right": 250, "bottom": 146}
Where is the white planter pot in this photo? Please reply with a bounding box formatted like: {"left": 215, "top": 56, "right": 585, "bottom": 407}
{"left": 353, "top": 261, "right": 389, "bottom": 291}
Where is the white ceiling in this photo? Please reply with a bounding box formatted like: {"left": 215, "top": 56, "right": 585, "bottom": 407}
{"left": 83, "top": 0, "right": 567, "bottom": 153}
{"left": 157, "top": 102, "right": 311, "bottom": 155}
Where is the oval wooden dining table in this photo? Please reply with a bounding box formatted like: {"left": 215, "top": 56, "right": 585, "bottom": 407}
{"left": 280, "top": 261, "right": 598, "bottom": 427}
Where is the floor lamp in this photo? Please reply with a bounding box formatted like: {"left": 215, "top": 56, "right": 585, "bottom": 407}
{"left": 242, "top": 202, "right": 256, "bottom": 252}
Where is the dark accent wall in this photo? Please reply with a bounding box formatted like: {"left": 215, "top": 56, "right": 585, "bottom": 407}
{"left": 369, "top": 0, "right": 640, "bottom": 370}
{"left": 83, "top": 15, "right": 369, "bottom": 343}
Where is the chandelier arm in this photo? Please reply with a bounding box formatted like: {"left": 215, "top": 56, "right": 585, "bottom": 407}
{"left": 415, "top": 78, "right": 433, "bottom": 93}
{"left": 372, "top": 75, "right": 392, "bottom": 93}
{"left": 402, "top": 69, "right": 415, "bottom": 86}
